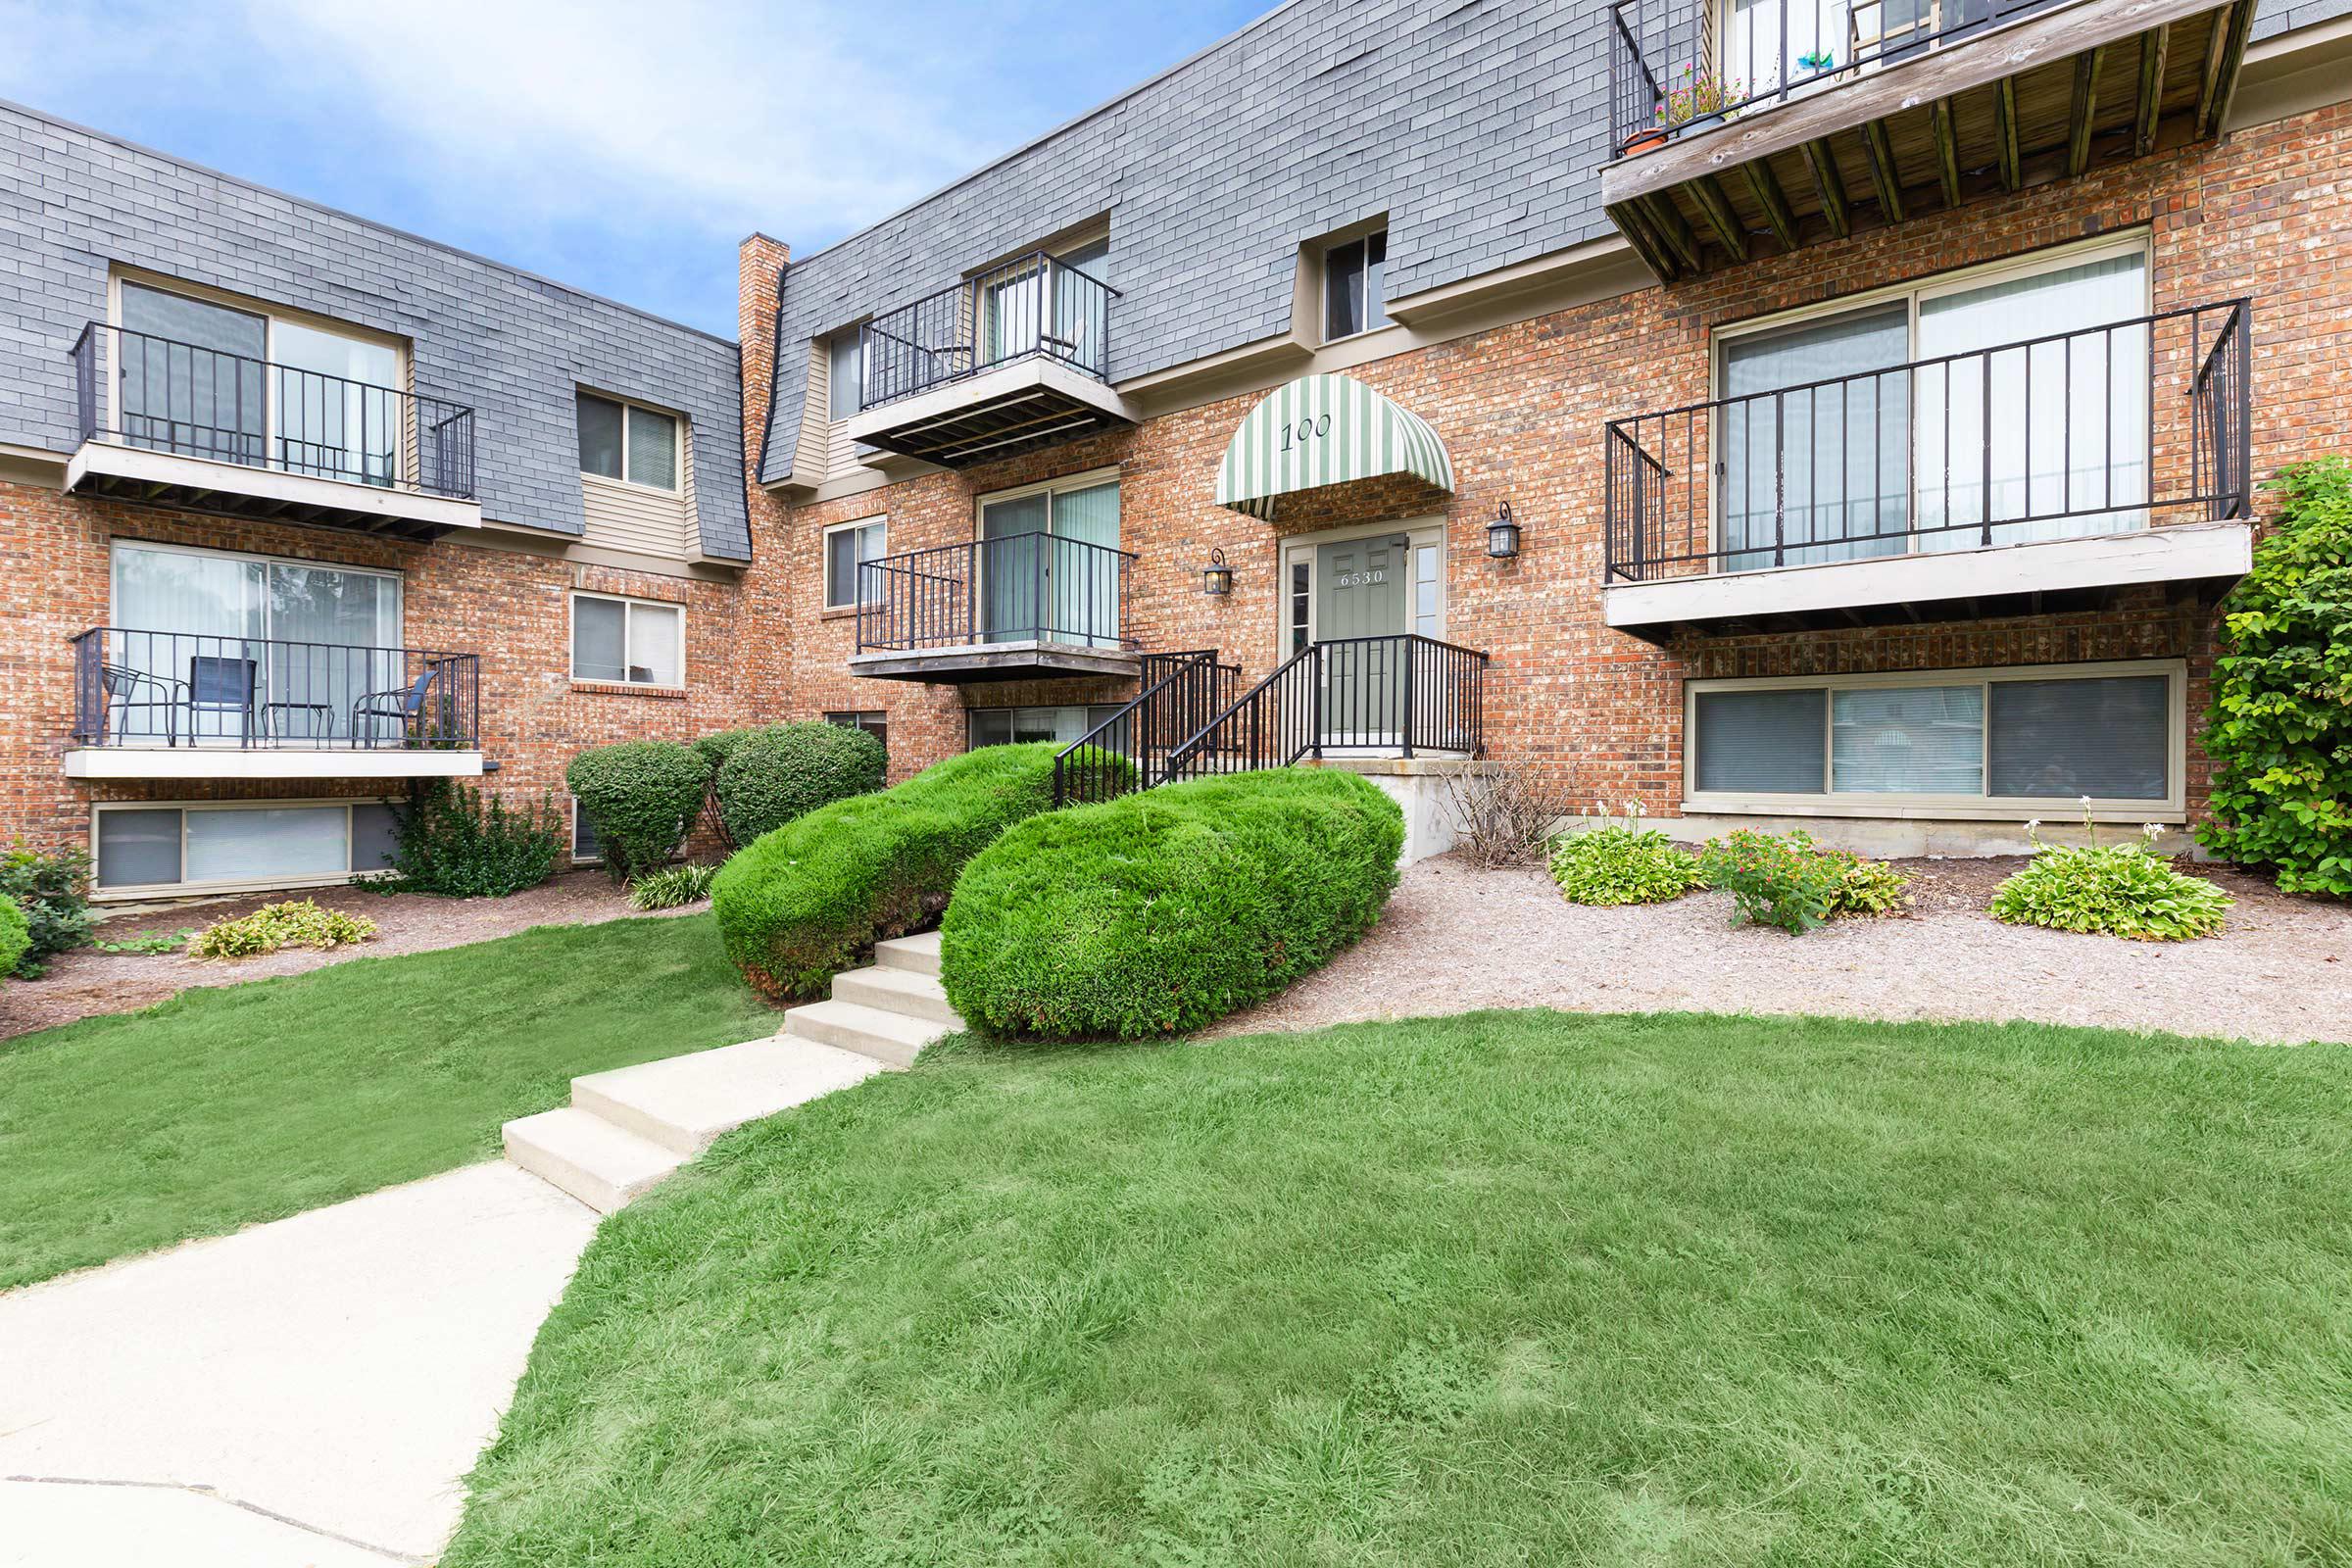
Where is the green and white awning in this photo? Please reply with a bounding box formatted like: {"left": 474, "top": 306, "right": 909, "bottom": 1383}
{"left": 1213, "top": 372, "right": 1454, "bottom": 520}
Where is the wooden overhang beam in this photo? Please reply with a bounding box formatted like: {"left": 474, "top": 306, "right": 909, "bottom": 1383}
{"left": 2197, "top": 0, "right": 2255, "bottom": 135}
{"left": 1801, "top": 138, "right": 1851, "bottom": 238}
{"left": 2135, "top": 23, "right": 2172, "bottom": 156}
{"left": 1931, "top": 97, "right": 1964, "bottom": 208}
{"left": 2068, "top": 43, "right": 2109, "bottom": 176}
{"left": 1743, "top": 160, "right": 1801, "bottom": 251}
{"left": 1861, "top": 119, "right": 1905, "bottom": 224}
{"left": 1690, "top": 173, "right": 1751, "bottom": 264}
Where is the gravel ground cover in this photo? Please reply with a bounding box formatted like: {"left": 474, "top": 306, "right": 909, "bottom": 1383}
{"left": 1207, "top": 855, "right": 2351, "bottom": 1045}
{"left": 0, "top": 871, "right": 681, "bottom": 1038}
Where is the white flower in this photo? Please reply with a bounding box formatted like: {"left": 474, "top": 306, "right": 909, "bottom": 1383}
{"left": 2023, "top": 818, "right": 2040, "bottom": 834}
{"left": 2143, "top": 822, "right": 2166, "bottom": 840}
{"left": 2080, "top": 795, "right": 2093, "bottom": 807}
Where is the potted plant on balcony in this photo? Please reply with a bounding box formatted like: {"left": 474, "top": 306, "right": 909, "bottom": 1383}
{"left": 1631, "top": 62, "right": 1743, "bottom": 150}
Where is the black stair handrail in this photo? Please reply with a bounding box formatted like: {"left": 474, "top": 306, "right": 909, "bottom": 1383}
{"left": 1051, "top": 648, "right": 1240, "bottom": 807}
{"left": 1159, "top": 633, "right": 1489, "bottom": 786}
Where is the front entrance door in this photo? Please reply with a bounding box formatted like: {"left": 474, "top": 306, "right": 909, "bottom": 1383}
{"left": 1314, "top": 534, "right": 1410, "bottom": 745}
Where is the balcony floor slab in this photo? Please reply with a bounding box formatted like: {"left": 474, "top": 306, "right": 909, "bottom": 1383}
{"left": 67, "top": 441, "right": 482, "bottom": 540}
{"left": 64, "top": 747, "right": 486, "bottom": 780}
{"left": 846, "top": 640, "right": 1140, "bottom": 684}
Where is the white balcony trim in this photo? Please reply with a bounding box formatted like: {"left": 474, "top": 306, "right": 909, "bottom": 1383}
{"left": 1602, "top": 519, "right": 2252, "bottom": 630}
{"left": 844, "top": 357, "right": 1137, "bottom": 448}
{"left": 65, "top": 747, "right": 485, "bottom": 780}
{"left": 66, "top": 440, "right": 483, "bottom": 532}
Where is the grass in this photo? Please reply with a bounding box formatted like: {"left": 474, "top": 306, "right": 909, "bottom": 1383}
{"left": 445, "top": 1008, "right": 2352, "bottom": 1566}
{"left": 0, "top": 913, "right": 775, "bottom": 1290}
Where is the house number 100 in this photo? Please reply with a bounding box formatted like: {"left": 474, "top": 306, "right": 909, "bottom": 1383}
{"left": 1278, "top": 414, "right": 1332, "bottom": 453}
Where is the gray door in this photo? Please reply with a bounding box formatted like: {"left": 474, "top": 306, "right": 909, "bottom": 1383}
{"left": 1314, "top": 535, "right": 1409, "bottom": 744}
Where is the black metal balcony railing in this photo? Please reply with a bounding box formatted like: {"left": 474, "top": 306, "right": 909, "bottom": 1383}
{"left": 1159, "top": 635, "right": 1489, "bottom": 785}
{"left": 1052, "top": 649, "right": 1245, "bottom": 807}
{"left": 1604, "top": 299, "right": 2251, "bottom": 583}
{"left": 858, "top": 251, "right": 1119, "bottom": 412}
{"left": 70, "top": 322, "right": 477, "bottom": 501}
{"left": 855, "top": 531, "right": 1136, "bottom": 655}
{"left": 71, "top": 628, "right": 480, "bottom": 751}
{"left": 1607, "top": 0, "right": 2069, "bottom": 156}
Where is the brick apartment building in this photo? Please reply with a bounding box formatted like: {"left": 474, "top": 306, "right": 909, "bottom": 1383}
{"left": 3, "top": 0, "right": 2349, "bottom": 898}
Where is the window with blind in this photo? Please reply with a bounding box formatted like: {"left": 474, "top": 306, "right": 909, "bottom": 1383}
{"left": 1688, "top": 664, "right": 2178, "bottom": 808}
{"left": 576, "top": 391, "right": 682, "bottom": 492}
{"left": 570, "top": 592, "right": 684, "bottom": 687}
{"left": 823, "top": 517, "right": 887, "bottom": 610}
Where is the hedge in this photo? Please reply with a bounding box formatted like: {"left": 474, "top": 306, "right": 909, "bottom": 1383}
{"left": 941, "top": 767, "right": 1403, "bottom": 1039}
{"left": 711, "top": 742, "right": 1128, "bottom": 1001}
{"left": 0, "top": 895, "right": 28, "bottom": 979}
{"left": 715, "top": 721, "right": 887, "bottom": 846}
{"left": 566, "top": 740, "right": 707, "bottom": 882}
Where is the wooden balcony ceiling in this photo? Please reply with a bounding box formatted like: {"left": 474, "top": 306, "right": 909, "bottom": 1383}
{"left": 1599, "top": 0, "right": 2253, "bottom": 279}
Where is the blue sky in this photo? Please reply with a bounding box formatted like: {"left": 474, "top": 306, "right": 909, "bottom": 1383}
{"left": 0, "top": 0, "right": 1272, "bottom": 338}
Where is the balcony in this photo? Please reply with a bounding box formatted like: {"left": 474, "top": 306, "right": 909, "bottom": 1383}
{"left": 65, "top": 627, "right": 484, "bottom": 779}
{"left": 849, "top": 532, "right": 1141, "bottom": 682}
{"left": 845, "top": 251, "right": 1138, "bottom": 467}
{"left": 66, "top": 323, "right": 482, "bottom": 539}
{"left": 1598, "top": 0, "right": 2254, "bottom": 277}
{"left": 1601, "top": 299, "right": 2252, "bottom": 638}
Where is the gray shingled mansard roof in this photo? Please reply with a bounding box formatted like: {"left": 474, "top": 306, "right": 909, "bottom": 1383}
{"left": 758, "top": 0, "right": 2346, "bottom": 489}
{"left": 0, "top": 100, "right": 752, "bottom": 561}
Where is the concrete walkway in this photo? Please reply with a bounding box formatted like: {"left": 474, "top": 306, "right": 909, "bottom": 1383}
{"left": 0, "top": 1162, "right": 598, "bottom": 1566}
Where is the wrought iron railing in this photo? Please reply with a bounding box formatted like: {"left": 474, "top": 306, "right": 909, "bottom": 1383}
{"left": 1159, "top": 635, "right": 1488, "bottom": 785}
{"left": 1603, "top": 299, "right": 2252, "bottom": 582}
{"left": 70, "top": 322, "right": 476, "bottom": 500}
{"left": 1051, "top": 649, "right": 1244, "bottom": 807}
{"left": 855, "top": 531, "right": 1136, "bottom": 653}
{"left": 1607, "top": 0, "right": 2072, "bottom": 156}
{"left": 858, "top": 250, "right": 1118, "bottom": 411}
{"left": 71, "top": 627, "right": 480, "bottom": 750}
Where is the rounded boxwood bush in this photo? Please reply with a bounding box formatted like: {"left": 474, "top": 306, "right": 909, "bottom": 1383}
{"left": 0, "top": 895, "right": 28, "bottom": 979}
{"left": 941, "top": 767, "right": 1403, "bottom": 1039}
{"left": 715, "top": 721, "right": 888, "bottom": 846}
{"left": 712, "top": 742, "right": 1127, "bottom": 1002}
{"left": 566, "top": 740, "right": 707, "bottom": 882}
{"left": 691, "top": 727, "right": 760, "bottom": 777}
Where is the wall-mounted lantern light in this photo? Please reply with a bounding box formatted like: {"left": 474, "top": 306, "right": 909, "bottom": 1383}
{"left": 1201, "top": 547, "right": 1234, "bottom": 596}
{"left": 1486, "top": 501, "right": 1522, "bottom": 560}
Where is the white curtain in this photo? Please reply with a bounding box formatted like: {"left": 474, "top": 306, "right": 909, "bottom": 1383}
{"left": 1721, "top": 305, "right": 1910, "bottom": 570}
{"left": 272, "top": 320, "right": 401, "bottom": 487}
{"left": 1917, "top": 251, "right": 2149, "bottom": 551}
{"left": 1052, "top": 481, "right": 1121, "bottom": 648}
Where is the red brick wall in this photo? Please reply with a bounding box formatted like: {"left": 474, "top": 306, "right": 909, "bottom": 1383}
{"left": 763, "top": 100, "right": 2352, "bottom": 823}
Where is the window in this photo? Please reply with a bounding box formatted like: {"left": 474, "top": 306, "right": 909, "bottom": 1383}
{"left": 571, "top": 797, "right": 602, "bottom": 864}
{"left": 576, "top": 392, "right": 681, "bottom": 491}
{"left": 93, "top": 800, "right": 398, "bottom": 894}
{"left": 823, "top": 517, "right": 888, "bottom": 610}
{"left": 828, "top": 332, "right": 864, "bottom": 421}
{"left": 1686, "top": 662, "right": 2180, "bottom": 812}
{"left": 116, "top": 279, "right": 405, "bottom": 487}
{"left": 1716, "top": 238, "right": 2152, "bottom": 566}
{"left": 825, "top": 710, "right": 889, "bottom": 752}
{"left": 109, "top": 541, "right": 403, "bottom": 745}
{"left": 967, "top": 705, "right": 1125, "bottom": 749}
{"left": 975, "top": 471, "right": 1121, "bottom": 647}
{"left": 571, "top": 592, "right": 684, "bottom": 687}
{"left": 1323, "top": 229, "right": 1389, "bottom": 342}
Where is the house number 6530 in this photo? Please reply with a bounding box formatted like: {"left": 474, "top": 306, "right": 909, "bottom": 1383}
{"left": 1278, "top": 414, "right": 1332, "bottom": 453}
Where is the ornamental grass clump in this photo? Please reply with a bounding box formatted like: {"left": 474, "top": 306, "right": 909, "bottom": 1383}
{"left": 1697, "top": 828, "right": 1911, "bottom": 934}
{"left": 186, "top": 900, "right": 376, "bottom": 959}
{"left": 628, "top": 862, "right": 718, "bottom": 910}
{"left": 1990, "top": 804, "right": 2232, "bottom": 941}
{"left": 1548, "top": 800, "right": 1703, "bottom": 906}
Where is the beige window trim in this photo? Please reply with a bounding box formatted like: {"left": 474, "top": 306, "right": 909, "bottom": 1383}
{"left": 87, "top": 796, "right": 399, "bottom": 903}
{"left": 567, "top": 588, "right": 688, "bottom": 688}
{"left": 1681, "top": 657, "right": 2188, "bottom": 821}
{"left": 1315, "top": 217, "right": 1392, "bottom": 347}
{"left": 577, "top": 388, "right": 687, "bottom": 497}
{"left": 821, "top": 514, "right": 889, "bottom": 611}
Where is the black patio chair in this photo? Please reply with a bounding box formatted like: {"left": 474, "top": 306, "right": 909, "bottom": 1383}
{"left": 186, "top": 655, "right": 257, "bottom": 745}
{"left": 100, "top": 662, "right": 184, "bottom": 746}
{"left": 350, "top": 661, "right": 445, "bottom": 749}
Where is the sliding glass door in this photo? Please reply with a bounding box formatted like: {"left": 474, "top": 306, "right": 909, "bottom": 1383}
{"left": 977, "top": 479, "right": 1121, "bottom": 648}
{"left": 1721, "top": 305, "right": 1910, "bottom": 570}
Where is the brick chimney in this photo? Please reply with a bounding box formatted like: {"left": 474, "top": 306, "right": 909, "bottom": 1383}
{"left": 737, "top": 231, "right": 789, "bottom": 492}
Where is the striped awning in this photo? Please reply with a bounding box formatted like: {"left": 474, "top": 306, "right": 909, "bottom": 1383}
{"left": 1213, "top": 372, "right": 1455, "bottom": 520}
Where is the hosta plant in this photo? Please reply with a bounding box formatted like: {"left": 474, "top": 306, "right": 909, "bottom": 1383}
{"left": 1548, "top": 801, "right": 1703, "bottom": 906}
{"left": 628, "top": 862, "right": 719, "bottom": 910}
{"left": 1697, "top": 828, "right": 1911, "bottom": 934}
{"left": 1990, "top": 807, "right": 2232, "bottom": 941}
{"left": 187, "top": 900, "right": 378, "bottom": 959}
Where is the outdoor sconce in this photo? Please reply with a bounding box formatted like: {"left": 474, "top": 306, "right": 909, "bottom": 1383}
{"left": 1487, "top": 501, "right": 1522, "bottom": 560}
{"left": 1200, "top": 548, "right": 1234, "bottom": 596}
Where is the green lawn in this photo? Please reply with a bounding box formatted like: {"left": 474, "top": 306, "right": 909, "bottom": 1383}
{"left": 0, "top": 912, "right": 775, "bottom": 1290}
{"left": 447, "top": 1009, "right": 2351, "bottom": 1567}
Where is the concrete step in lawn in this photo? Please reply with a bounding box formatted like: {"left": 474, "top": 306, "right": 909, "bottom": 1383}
{"left": 505, "top": 934, "right": 964, "bottom": 1212}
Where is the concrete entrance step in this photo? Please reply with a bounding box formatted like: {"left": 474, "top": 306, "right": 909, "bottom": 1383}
{"left": 874, "top": 929, "right": 942, "bottom": 976}
{"left": 570, "top": 1037, "right": 887, "bottom": 1155}
{"left": 831, "top": 961, "right": 959, "bottom": 1024}
{"left": 503, "top": 1106, "right": 685, "bottom": 1214}
{"left": 782, "top": 998, "right": 952, "bottom": 1069}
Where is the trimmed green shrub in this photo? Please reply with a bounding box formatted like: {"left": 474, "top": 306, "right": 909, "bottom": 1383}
{"left": 691, "top": 727, "right": 761, "bottom": 777}
{"left": 187, "top": 900, "right": 377, "bottom": 959}
{"left": 0, "top": 895, "right": 28, "bottom": 979}
{"left": 941, "top": 767, "right": 1403, "bottom": 1040}
{"left": 715, "top": 721, "right": 888, "bottom": 846}
{"left": 380, "top": 783, "right": 563, "bottom": 898}
{"left": 629, "top": 862, "right": 718, "bottom": 910}
{"left": 1696, "top": 829, "right": 1911, "bottom": 934}
{"left": 0, "top": 842, "right": 94, "bottom": 978}
{"left": 713, "top": 742, "right": 1121, "bottom": 1001}
{"left": 2199, "top": 457, "right": 2352, "bottom": 896}
{"left": 566, "top": 741, "right": 707, "bottom": 882}
{"left": 1549, "top": 804, "right": 1702, "bottom": 906}
{"left": 1992, "top": 813, "right": 2231, "bottom": 941}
